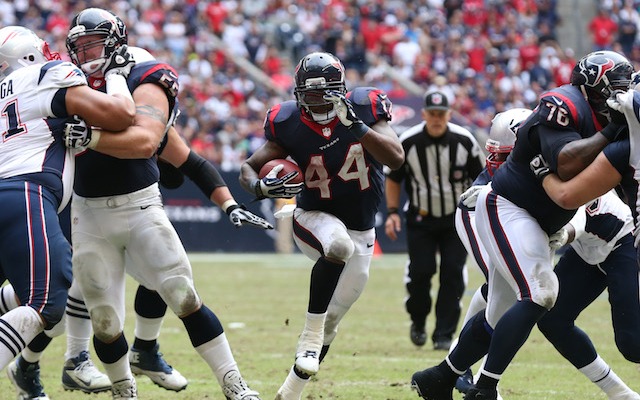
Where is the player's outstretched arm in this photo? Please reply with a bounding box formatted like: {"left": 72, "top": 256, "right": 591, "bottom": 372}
{"left": 159, "top": 127, "right": 272, "bottom": 229}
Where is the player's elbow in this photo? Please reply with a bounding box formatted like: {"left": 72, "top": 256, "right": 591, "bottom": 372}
{"left": 387, "top": 149, "right": 405, "bottom": 170}
{"left": 108, "top": 106, "right": 136, "bottom": 131}
{"left": 552, "top": 192, "right": 582, "bottom": 210}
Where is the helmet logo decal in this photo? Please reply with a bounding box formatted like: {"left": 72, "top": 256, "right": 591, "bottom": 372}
{"left": 584, "top": 58, "right": 614, "bottom": 87}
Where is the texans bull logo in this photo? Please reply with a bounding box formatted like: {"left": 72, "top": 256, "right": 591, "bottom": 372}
{"left": 581, "top": 57, "right": 615, "bottom": 88}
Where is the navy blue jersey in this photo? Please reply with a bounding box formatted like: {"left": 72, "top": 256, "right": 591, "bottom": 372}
{"left": 74, "top": 60, "right": 179, "bottom": 197}
{"left": 491, "top": 85, "right": 604, "bottom": 234}
{"left": 602, "top": 133, "right": 638, "bottom": 222}
{"left": 265, "top": 87, "right": 392, "bottom": 230}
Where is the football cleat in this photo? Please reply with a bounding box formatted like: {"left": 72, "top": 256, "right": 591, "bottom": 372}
{"left": 221, "top": 370, "right": 261, "bottom": 400}
{"left": 455, "top": 368, "right": 474, "bottom": 394}
{"left": 7, "top": 358, "right": 49, "bottom": 400}
{"left": 111, "top": 378, "right": 137, "bottom": 400}
{"left": 62, "top": 350, "right": 111, "bottom": 393}
{"left": 411, "top": 366, "right": 456, "bottom": 400}
{"left": 464, "top": 386, "right": 498, "bottom": 400}
{"left": 609, "top": 391, "right": 640, "bottom": 400}
{"left": 129, "top": 344, "right": 187, "bottom": 391}
{"left": 294, "top": 350, "right": 320, "bottom": 376}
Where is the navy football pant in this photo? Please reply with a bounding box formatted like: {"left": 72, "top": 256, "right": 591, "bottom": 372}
{"left": 0, "top": 181, "right": 72, "bottom": 327}
{"left": 538, "top": 233, "right": 640, "bottom": 366}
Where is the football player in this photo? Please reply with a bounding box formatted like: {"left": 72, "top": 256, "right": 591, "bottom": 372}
{"left": 0, "top": 25, "right": 135, "bottom": 399}
{"left": 239, "top": 52, "right": 404, "bottom": 399}
{"left": 60, "top": 8, "right": 266, "bottom": 400}
{"left": 454, "top": 109, "right": 639, "bottom": 400}
{"left": 412, "top": 50, "right": 634, "bottom": 400}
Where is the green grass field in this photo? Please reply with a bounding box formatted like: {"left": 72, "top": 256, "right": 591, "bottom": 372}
{"left": 1, "top": 253, "right": 638, "bottom": 399}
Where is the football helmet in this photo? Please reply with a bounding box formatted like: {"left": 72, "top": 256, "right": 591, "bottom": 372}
{"left": 570, "top": 50, "right": 633, "bottom": 118}
{"left": 486, "top": 108, "right": 532, "bottom": 176}
{"left": 0, "top": 26, "right": 60, "bottom": 82}
{"left": 66, "top": 8, "right": 127, "bottom": 77}
{"left": 294, "top": 52, "right": 346, "bottom": 124}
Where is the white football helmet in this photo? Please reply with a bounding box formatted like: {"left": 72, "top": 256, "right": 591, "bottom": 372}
{"left": 0, "top": 26, "right": 60, "bottom": 82}
{"left": 485, "top": 108, "right": 532, "bottom": 176}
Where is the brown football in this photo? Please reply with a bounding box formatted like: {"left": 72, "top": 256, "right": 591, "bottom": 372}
{"left": 258, "top": 159, "right": 304, "bottom": 184}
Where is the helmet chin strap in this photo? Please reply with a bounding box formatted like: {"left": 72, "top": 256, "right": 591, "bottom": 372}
{"left": 309, "top": 109, "right": 337, "bottom": 125}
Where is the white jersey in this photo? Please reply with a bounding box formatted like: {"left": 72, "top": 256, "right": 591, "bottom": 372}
{"left": 569, "top": 190, "right": 633, "bottom": 265}
{"left": 0, "top": 60, "right": 86, "bottom": 210}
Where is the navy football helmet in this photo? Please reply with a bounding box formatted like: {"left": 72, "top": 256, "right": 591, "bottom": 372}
{"left": 66, "top": 8, "right": 127, "bottom": 77}
{"left": 570, "top": 50, "right": 633, "bottom": 119}
{"left": 294, "top": 52, "right": 346, "bottom": 124}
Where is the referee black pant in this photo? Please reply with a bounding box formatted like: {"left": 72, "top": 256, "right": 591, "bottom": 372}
{"left": 404, "top": 212, "right": 467, "bottom": 342}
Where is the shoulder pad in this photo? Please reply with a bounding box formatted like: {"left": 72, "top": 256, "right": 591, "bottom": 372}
{"left": 535, "top": 90, "right": 579, "bottom": 130}
{"left": 347, "top": 86, "right": 393, "bottom": 123}
{"left": 37, "top": 61, "right": 86, "bottom": 89}
{"left": 129, "top": 61, "right": 179, "bottom": 99}
{"left": 268, "top": 101, "right": 299, "bottom": 124}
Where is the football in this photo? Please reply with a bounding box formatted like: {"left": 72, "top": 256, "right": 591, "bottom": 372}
{"left": 259, "top": 159, "right": 304, "bottom": 184}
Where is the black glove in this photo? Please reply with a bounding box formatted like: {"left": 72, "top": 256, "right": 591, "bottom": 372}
{"left": 254, "top": 164, "right": 304, "bottom": 199}
{"left": 64, "top": 115, "right": 92, "bottom": 149}
{"left": 323, "top": 90, "right": 369, "bottom": 138}
{"left": 102, "top": 45, "right": 135, "bottom": 78}
{"left": 530, "top": 154, "right": 551, "bottom": 180}
{"left": 226, "top": 204, "right": 273, "bottom": 229}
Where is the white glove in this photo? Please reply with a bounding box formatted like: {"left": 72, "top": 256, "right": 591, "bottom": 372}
{"left": 226, "top": 204, "right": 273, "bottom": 229}
{"left": 549, "top": 228, "right": 569, "bottom": 250}
{"left": 102, "top": 45, "right": 135, "bottom": 78}
{"left": 323, "top": 90, "right": 368, "bottom": 138}
{"left": 64, "top": 115, "right": 94, "bottom": 149}
{"left": 459, "top": 185, "right": 485, "bottom": 209}
{"left": 606, "top": 90, "right": 625, "bottom": 113}
{"left": 254, "top": 164, "right": 304, "bottom": 199}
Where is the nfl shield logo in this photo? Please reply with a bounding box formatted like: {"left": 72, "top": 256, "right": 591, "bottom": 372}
{"left": 322, "top": 127, "right": 332, "bottom": 137}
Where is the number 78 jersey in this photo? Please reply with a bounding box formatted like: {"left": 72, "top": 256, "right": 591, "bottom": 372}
{"left": 264, "top": 87, "right": 393, "bottom": 230}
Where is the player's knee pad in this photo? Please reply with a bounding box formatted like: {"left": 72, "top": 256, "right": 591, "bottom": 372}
{"left": 90, "top": 305, "right": 122, "bottom": 342}
{"left": 531, "top": 268, "right": 559, "bottom": 310}
{"left": 325, "top": 236, "right": 354, "bottom": 263}
{"left": 158, "top": 276, "right": 201, "bottom": 317}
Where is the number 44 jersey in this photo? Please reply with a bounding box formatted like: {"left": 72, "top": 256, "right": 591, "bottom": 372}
{"left": 264, "top": 87, "right": 393, "bottom": 230}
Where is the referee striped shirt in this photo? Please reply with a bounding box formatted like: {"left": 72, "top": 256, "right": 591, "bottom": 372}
{"left": 387, "top": 121, "right": 484, "bottom": 218}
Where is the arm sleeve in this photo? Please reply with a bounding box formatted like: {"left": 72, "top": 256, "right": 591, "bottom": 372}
{"left": 178, "top": 150, "right": 227, "bottom": 198}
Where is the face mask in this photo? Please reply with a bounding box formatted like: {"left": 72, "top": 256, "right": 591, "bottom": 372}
{"left": 309, "top": 109, "right": 336, "bottom": 125}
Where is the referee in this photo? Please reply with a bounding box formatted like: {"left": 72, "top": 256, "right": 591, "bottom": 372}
{"left": 385, "top": 90, "right": 484, "bottom": 349}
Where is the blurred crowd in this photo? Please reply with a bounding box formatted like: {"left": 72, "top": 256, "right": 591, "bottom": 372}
{"left": 4, "top": 0, "right": 640, "bottom": 170}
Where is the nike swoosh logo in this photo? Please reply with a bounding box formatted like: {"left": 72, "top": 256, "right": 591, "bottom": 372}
{"left": 551, "top": 96, "right": 563, "bottom": 106}
{"left": 366, "top": 243, "right": 374, "bottom": 248}
{"left": 140, "top": 205, "right": 152, "bottom": 210}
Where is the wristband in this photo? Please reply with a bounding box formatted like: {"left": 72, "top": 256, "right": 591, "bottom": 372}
{"left": 599, "top": 122, "right": 625, "bottom": 142}
{"left": 225, "top": 204, "right": 241, "bottom": 216}
{"left": 387, "top": 207, "right": 399, "bottom": 215}
{"left": 221, "top": 199, "right": 238, "bottom": 213}
{"left": 105, "top": 73, "right": 133, "bottom": 102}
{"left": 350, "top": 122, "right": 369, "bottom": 139}
{"left": 87, "top": 129, "right": 101, "bottom": 149}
